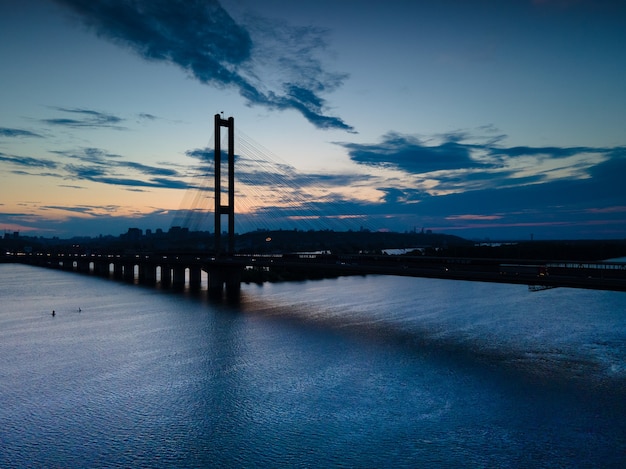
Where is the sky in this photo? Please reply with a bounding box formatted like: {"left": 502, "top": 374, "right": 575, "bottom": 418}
{"left": 1, "top": 0, "right": 626, "bottom": 241}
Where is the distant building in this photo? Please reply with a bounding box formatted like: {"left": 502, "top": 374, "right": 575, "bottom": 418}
{"left": 168, "top": 226, "right": 189, "bottom": 237}
{"left": 123, "top": 228, "right": 143, "bottom": 240}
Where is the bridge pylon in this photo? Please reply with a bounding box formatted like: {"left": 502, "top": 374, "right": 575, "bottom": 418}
{"left": 214, "top": 114, "right": 235, "bottom": 255}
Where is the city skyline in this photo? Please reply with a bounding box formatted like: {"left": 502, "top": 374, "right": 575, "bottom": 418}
{"left": 1, "top": 0, "right": 626, "bottom": 240}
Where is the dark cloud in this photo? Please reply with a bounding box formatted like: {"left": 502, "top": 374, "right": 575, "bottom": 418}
{"left": 60, "top": 148, "right": 191, "bottom": 189}
{"left": 378, "top": 187, "right": 427, "bottom": 205}
{"left": 42, "top": 107, "right": 125, "bottom": 129}
{"left": 120, "top": 161, "right": 179, "bottom": 177}
{"left": 64, "top": 164, "right": 107, "bottom": 180}
{"left": 185, "top": 148, "right": 213, "bottom": 163}
{"left": 54, "top": 0, "right": 353, "bottom": 131}
{"left": 338, "top": 131, "right": 622, "bottom": 178}
{"left": 55, "top": 146, "right": 181, "bottom": 178}
{"left": 490, "top": 145, "right": 602, "bottom": 158}
{"left": 365, "top": 149, "right": 626, "bottom": 238}
{"left": 587, "top": 152, "right": 626, "bottom": 198}
{"left": 147, "top": 177, "right": 191, "bottom": 189}
{"left": 0, "top": 127, "right": 43, "bottom": 138}
{"left": 73, "top": 174, "right": 190, "bottom": 189}
{"left": 340, "top": 132, "right": 483, "bottom": 173}
{"left": 41, "top": 205, "right": 102, "bottom": 215}
{"left": 324, "top": 131, "right": 626, "bottom": 237}
{"left": 52, "top": 147, "right": 122, "bottom": 162}
{"left": 0, "top": 146, "right": 192, "bottom": 191}
{"left": 0, "top": 153, "right": 58, "bottom": 169}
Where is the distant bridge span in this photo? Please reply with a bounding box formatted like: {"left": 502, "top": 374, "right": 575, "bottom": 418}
{"left": 11, "top": 252, "right": 626, "bottom": 295}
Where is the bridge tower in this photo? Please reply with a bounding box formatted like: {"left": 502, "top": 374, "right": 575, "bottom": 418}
{"left": 214, "top": 113, "right": 235, "bottom": 255}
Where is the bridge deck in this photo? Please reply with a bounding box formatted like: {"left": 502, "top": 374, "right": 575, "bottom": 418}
{"left": 7, "top": 252, "right": 626, "bottom": 292}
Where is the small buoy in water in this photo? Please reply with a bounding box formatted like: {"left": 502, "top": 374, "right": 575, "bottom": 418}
{"left": 78, "top": 307, "right": 81, "bottom": 312}
{"left": 52, "top": 310, "right": 55, "bottom": 317}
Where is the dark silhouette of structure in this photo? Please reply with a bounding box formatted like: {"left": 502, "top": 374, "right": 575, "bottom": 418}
{"left": 214, "top": 113, "right": 235, "bottom": 256}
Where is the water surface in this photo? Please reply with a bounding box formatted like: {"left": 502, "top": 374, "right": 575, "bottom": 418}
{"left": 1, "top": 264, "right": 625, "bottom": 467}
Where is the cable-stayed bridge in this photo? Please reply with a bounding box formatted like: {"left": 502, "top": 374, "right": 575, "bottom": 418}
{"left": 11, "top": 115, "right": 626, "bottom": 296}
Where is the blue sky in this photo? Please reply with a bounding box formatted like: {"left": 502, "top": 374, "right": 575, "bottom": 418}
{"left": 1, "top": 0, "right": 625, "bottom": 240}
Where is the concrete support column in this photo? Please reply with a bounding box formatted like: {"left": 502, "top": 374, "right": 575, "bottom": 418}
{"left": 139, "top": 263, "right": 157, "bottom": 285}
{"left": 225, "top": 267, "right": 241, "bottom": 298}
{"left": 160, "top": 266, "right": 171, "bottom": 287}
{"left": 207, "top": 266, "right": 242, "bottom": 298}
{"left": 189, "top": 266, "right": 202, "bottom": 290}
{"left": 172, "top": 266, "right": 186, "bottom": 289}
{"left": 114, "top": 262, "right": 123, "bottom": 279}
{"left": 123, "top": 263, "right": 135, "bottom": 282}
{"left": 208, "top": 269, "right": 224, "bottom": 296}
{"left": 95, "top": 262, "right": 110, "bottom": 277}
{"left": 77, "top": 260, "right": 90, "bottom": 273}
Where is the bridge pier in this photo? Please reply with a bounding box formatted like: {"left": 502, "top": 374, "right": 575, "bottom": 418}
{"left": 77, "top": 260, "right": 90, "bottom": 274}
{"left": 207, "top": 266, "right": 242, "bottom": 298}
{"left": 160, "top": 265, "right": 171, "bottom": 287}
{"left": 95, "top": 261, "right": 110, "bottom": 277}
{"left": 172, "top": 266, "right": 186, "bottom": 289}
{"left": 225, "top": 270, "right": 241, "bottom": 297}
{"left": 123, "top": 263, "right": 135, "bottom": 282}
{"left": 208, "top": 270, "right": 224, "bottom": 296}
{"left": 189, "top": 266, "right": 202, "bottom": 290}
{"left": 139, "top": 263, "right": 157, "bottom": 285}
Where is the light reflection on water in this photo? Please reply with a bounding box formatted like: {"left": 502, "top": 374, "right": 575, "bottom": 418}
{"left": 1, "top": 264, "right": 625, "bottom": 467}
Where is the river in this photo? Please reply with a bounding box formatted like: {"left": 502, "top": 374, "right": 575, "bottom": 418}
{"left": 1, "top": 263, "right": 625, "bottom": 467}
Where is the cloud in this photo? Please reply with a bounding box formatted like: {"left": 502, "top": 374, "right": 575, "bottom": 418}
{"left": 338, "top": 131, "right": 621, "bottom": 190}
{"left": 340, "top": 132, "right": 482, "bottom": 173}
{"left": 0, "top": 127, "right": 43, "bottom": 138}
{"left": 67, "top": 171, "right": 190, "bottom": 189}
{"left": 378, "top": 187, "right": 426, "bottom": 205}
{"left": 324, "top": 130, "right": 626, "bottom": 237}
{"left": 56, "top": 147, "right": 192, "bottom": 189}
{"left": 120, "top": 161, "right": 179, "bottom": 177}
{"left": 54, "top": 0, "right": 353, "bottom": 131}
{"left": 0, "top": 146, "right": 192, "bottom": 191}
{"left": 490, "top": 145, "right": 601, "bottom": 158}
{"left": 0, "top": 152, "right": 58, "bottom": 169}
{"left": 185, "top": 145, "right": 368, "bottom": 190}
{"left": 138, "top": 113, "right": 158, "bottom": 121}
{"left": 51, "top": 147, "right": 122, "bottom": 162}
{"left": 41, "top": 107, "right": 125, "bottom": 129}
{"left": 185, "top": 148, "right": 213, "bottom": 161}
{"left": 41, "top": 205, "right": 105, "bottom": 215}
